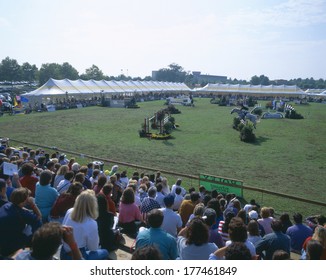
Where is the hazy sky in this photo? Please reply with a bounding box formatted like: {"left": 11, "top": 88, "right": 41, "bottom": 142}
{"left": 1, "top": 0, "right": 325, "bottom": 80}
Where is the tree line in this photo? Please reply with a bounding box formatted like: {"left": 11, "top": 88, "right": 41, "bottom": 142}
{"left": 0, "top": 56, "right": 325, "bottom": 90}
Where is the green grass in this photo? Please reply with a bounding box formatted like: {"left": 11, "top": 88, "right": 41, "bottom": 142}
{"left": 1, "top": 99, "right": 325, "bottom": 216}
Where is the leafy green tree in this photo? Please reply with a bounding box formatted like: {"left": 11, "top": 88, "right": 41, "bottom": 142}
{"left": 61, "top": 62, "right": 79, "bottom": 80}
{"left": 38, "top": 63, "right": 62, "bottom": 85}
{"left": 155, "top": 63, "right": 187, "bottom": 82}
{"left": 0, "top": 56, "right": 22, "bottom": 82}
{"left": 80, "top": 65, "right": 104, "bottom": 80}
{"left": 21, "top": 62, "right": 38, "bottom": 83}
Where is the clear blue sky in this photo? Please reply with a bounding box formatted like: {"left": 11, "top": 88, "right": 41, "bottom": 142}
{"left": 0, "top": 0, "right": 325, "bottom": 80}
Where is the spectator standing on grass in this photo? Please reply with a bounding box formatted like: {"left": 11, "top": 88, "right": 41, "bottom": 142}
{"left": 35, "top": 170, "right": 59, "bottom": 223}
{"left": 286, "top": 213, "right": 313, "bottom": 254}
{"left": 60, "top": 190, "right": 109, "bottom": 260}
{"left": 136, "top": 209, "right": 178, "bottom": 260}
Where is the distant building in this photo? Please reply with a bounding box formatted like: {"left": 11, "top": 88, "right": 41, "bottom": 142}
{"left": 192, "top": 71, "right": 227, "bottom": 84}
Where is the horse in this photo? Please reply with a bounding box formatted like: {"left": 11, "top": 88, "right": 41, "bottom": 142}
{"left": 230, "top": 107, "right": 258, "bottom": 128}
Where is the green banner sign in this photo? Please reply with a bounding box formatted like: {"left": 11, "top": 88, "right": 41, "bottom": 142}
{"left": 199, "top": 174, "right": 243, "bottom": 197}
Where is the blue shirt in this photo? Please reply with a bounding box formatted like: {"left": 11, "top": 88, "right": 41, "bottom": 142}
{"left": 136, "top": 228, "right": 178, "bottom": 260}
{"left": 286, "top": 224, "right": 313, "bottom": 252}
{"left": 35, "top": 183, "right": 59, "bottom": 223}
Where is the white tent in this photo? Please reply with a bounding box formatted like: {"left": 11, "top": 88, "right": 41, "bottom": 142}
{"left": 193, "top": 83, "right": 306, "bottom": 97}
{"left": 22, "top": 78, "right": 191, "bottom": 105}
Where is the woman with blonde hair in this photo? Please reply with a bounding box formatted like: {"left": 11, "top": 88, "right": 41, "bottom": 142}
{"left": 53, "top": 165, "right": 69, "bottom": 189}
{"left": 60, "top": 190, "right": 109, "bottom": 260}
{"left": 301, "top": 226, "right": 326, "bottom": 260}
{"left": 257, "top": 207, "right": 274, "bottom": 235}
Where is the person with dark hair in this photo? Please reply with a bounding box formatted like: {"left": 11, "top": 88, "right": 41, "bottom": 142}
{"left": 0, "top": 188, "right": 42, "bottom": 257}
{"left": 171, "top": 178, "right": 186, "bottom": 197}
{"left": 305, "top": 214, "right": 326, "bottom": 230}
{"left": 247, "top": 220, "right": 262, "bottom": 246}
{"left": 286, "top": 213, "right": 313, "bottom": 253}
{"left": 177, "top": 217, "right": 217, "bottom": 260}
{"left": 226, "top": 217, "right": 256, "bottom": 258}
{"left": 255, "top": 219, "right": 291, "bottom": 260}
{"left": 132, "top": 245, "right": 163, "bottom": 260}
{"left": 0, "top": 178, "right": 7, "bottom": 207}
{"left": 99, "top": 183, "right": 116, "bottom": 215}
{"left": 140, "top": 186, "right": 161, "bottom": 217}
{"left": 225, "top": 242, "right": 252, "bottom": 260}
{"left": 178, "top": 191, "right": 201, "bottom": 227}
{"left": 160, "top": 194, "right": 182, "bottom": 238}
{"left": 19, "top": 162, "right": 39, "bottom": 197}
{"left": 78, "top": 166, "right": 92, "bottom": 189}
{"left": 218, "top": 209, "right": 235, "bottom": 243}
{"left": 203, "top": 208, "right": 224, "bottom": 248}
{"left": 301, "top": 226, "right": 326, "bottom": 260}
{"left": 306, "top": 240, "right": 323, "bottom": 260}
{"left": 272, "top": 250, "right": 290, "bottom": 260}
{"left": 206, "top": 198, "right": 223, "bottom": 229}
{"left": 118, "top": 188, "right": 144, "bottom": 237}
{"left": 173, "top": 186, "right": 184, "bottom": 211}
{"left": 15, "top": 222, "right": 82, "bottom": 260}
{"left": 56, "top": 171, "right": 75, "bottom": 194}
{"left": 50, "top": 182, "right": 83, "bottom": 223}
{"left": 136, "top": 209, "right": 177, "bottom": 260}
{"left": 93, "top": 174, "right": 107, "bottom": 195}
{"left": 279, "top": 213, "right": 293, "bottom": 234}
{"left": 35, "top": 170, "right": 59, "bottom": 223}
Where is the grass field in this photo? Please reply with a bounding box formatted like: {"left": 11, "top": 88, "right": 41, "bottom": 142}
{"left": 1, "top": 98, "right": 325, "bottom": 216}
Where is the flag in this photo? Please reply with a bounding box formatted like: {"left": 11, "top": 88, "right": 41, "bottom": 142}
{"left": 13, "top": 97, "right": 18, "bottom": 107}
{"left": 20, "top": 96, "right": 29, "bottom": 103}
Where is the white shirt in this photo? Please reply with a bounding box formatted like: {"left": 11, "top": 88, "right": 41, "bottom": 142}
{"left": 173, "top": 194, "right": 184, "bottom": 211}
{"left": 171, "top": 184, "right": 187, "bottom": 197}
{"left": 155, "top": 192, "right": 166, "bottom": 207}
{"left": 62, "top": 208, "right": 100, "bottom": 252}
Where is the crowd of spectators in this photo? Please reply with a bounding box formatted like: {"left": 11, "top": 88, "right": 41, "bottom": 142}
{"left": 0, "top": 144, "right": 325, "bottom": 260}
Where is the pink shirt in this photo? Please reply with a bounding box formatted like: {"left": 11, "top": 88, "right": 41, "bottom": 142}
{"left": 118, "top": 202, "right": 142, "bottom": 223}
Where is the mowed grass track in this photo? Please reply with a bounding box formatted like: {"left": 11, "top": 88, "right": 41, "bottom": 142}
{"left": 1, "top": 99, "right": 325, "bottom": 215}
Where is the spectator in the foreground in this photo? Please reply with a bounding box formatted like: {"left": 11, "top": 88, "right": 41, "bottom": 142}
{"left": 225, "top": 242, "right": 252, "bottom": 260}
{"left": 131, "top": 245, "right": 162, "bottom": 260}
{"left": 0, "top": 188, "right": 42, "bottom": 257}
{"left": 255, "top": 219, "right": 291, "bottom": 260}
{"left": 177, "top": 217, "right": 218, "bottom": 260}
{"left": 136, "top": 209, "right": 178, "bottom": 260}
{"left": 272, "top": 250, "right": 290, "bottom": 260}
{"left": 15, "top": 222, "right": 82, "bottom": 260}
{"left": 306, "top": 240, "right": 323, "bottom": 260}
{"left": 301, "top": 226, "right": 326, "bottom": 260}
{"left": 60, "top": 190, "right": 109, "bottom": 260}
{"left": 286, "top": 213, "right": 313, "bottom": 254}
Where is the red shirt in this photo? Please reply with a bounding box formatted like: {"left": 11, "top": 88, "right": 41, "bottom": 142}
{"left": 20, "top": 175, "right": 39, "bottom": 197}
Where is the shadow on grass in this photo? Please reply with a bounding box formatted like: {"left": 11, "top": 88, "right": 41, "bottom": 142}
{"left": 251, "top": 136, "right": 270, "bottom": 146}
